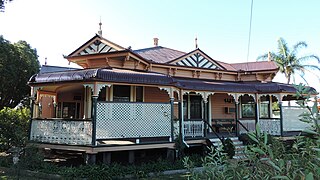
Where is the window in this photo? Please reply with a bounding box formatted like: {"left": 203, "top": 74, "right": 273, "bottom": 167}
{"left": 260, "top": 96, "right": 270, "bottom": 118}
{"left": 240, "top": 95, "right": 255, "bottom": 118}
{"left": 58, "top": 102, "right": 80, "bottom": 119}
{"left": 183, "top": 94, "right": 202, "bottom": 119}
{"left": 190, "top": 96, "right": 202, "bottom": 119}
{"left": 241, "top": 102, "right": 255, "bottom": 118}
{"left": 113, "top": 85, "right": 130, "bottom": 102}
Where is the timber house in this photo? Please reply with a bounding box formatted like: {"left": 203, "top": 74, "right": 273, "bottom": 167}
{"left": 28, "top": 30, "right": 314, "bottom": 164}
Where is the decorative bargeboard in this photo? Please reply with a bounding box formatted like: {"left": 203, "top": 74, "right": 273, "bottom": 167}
{"left": 96, "top": 102, "right": 171, "bottom": 139}
{"left": 30, "top": 119, "right": 92, "bottom": 145}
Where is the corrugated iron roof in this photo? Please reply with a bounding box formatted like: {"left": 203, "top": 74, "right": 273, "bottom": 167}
{"left": 175, "top": 78, "right": 256, "bottom": 93}
{"left": 134, "top": 46, "right": 186, "bottom": 63}
{"left": 39, "top": 65, "right": 80, "bottom": 74}
{"left": 29, "top": 67, "right": 309, "bottom": 94}
{"left": 29, "top": 68, "right": 174, "bottom": 86}
{"left": 231, "top": 61, "right": 278, "bottom": 72}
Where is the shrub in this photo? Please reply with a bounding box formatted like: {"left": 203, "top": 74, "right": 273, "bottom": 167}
{"left": 0, "top": 107, "right": 30, "bottom": 151}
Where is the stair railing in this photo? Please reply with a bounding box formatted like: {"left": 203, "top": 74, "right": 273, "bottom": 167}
{"left": 202, "top": 119, "right": 226, "bottom": 147}
{"left": 236, "top": 119, "right": 250, "bottom": 134}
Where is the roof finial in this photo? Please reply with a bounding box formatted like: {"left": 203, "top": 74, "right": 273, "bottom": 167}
{"left": 268, "top": 51, "right": 271, "bottom": 62}
{"left": 98, "top": 17, "right": 102, "bottom": 36}
{"left": 153, "top": 37, "right": 159, "bottom": 47}
{"left": 45, "top": 57, "right": 47, "bottom": 65}
{"left": 195, "top": 37, "right": 198, "bottom": 49}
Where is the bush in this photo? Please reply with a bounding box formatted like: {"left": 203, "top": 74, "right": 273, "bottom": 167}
{"left": 0, "top": 107, "right": 30, "bottom": 151}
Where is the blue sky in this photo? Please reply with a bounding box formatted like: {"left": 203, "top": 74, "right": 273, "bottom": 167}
{"left": 1, "top": 0, "right": 319, "bottom": 91}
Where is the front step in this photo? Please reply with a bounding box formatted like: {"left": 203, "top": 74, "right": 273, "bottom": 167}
{"left": 209, "top": 137, "right": 246, "bottom": 160}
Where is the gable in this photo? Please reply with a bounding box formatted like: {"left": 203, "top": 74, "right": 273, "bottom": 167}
{"left": 68, "top": 34, "right": 125, "bottom": 57}
{"left": 172, "top": 50, "right": 224, "bottom": 70}
{"left": 78, "top": 39, "right": 118, "bottom": 55}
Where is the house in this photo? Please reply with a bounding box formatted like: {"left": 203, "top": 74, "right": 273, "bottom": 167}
{"left": 28, "top": 30, "right": 316, "bottom": 164}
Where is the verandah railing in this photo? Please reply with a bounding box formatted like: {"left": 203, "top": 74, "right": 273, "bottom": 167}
{"left": 237, "top": 119, "right": 281, "bottom": 135}
{"left": 30, "top": 119, "right": 92, "bottom": 145}
{"left": 183, "top": 119, "right": 204, "bottom": 138}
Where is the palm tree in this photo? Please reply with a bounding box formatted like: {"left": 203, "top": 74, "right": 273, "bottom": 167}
{"left": 257, "top": 37, "right": 320, "bottom": 84}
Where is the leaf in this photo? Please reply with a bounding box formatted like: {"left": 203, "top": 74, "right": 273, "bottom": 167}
{"left": 256, "top": 124, "right": 261, "bottom": 137}
{"left": 303, "top": 129, "right": 319, "bottom": 135}
{"left": 268, "top": 160, "right": 281, "bottom": 172}
{"left": 305, "top": 172, "right": 314, "bottom": 180}
{"left": 247, "top": 133, "right": 259, "bottom": 144}
{"left": 264, "top": 131, "right": 268, "bottom": 145}
{"left": 271, "top": 175, "right": 290, "bottom": 180}
{"left": 251, "top": 147, "right": 266, "bottom": 155}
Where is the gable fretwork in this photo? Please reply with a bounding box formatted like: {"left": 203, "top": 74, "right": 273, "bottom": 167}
{"left": 172, "top": 50, "right": 224, "bottom": 70}
{"left": 78, "top": 39, "right": 117, "bottom": 55}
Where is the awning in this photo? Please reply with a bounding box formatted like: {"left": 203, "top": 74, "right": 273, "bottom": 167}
{"left": 29, "top": 68, "right": 175, "bottom": 86}
{"left": 29, "top": 67, "right": 315, "bottom": 94}
{"left": 174, "top": 78, "right": 256, "bottom": 93}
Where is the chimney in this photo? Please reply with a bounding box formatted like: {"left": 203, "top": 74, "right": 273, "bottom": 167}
{"left": 268, "top": 51, "right": 271, "bottom": 61}
{"left": 153, "top": 38, "right": 159, "bottom": 47}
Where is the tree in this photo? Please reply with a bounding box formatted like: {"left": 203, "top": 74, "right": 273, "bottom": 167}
{"left": 0, "top": 35, "right": 40, "bottom": 109}
{"left": 0, "top": 0, "right": 12, "bottom": 12}
{"left": 0, "top": 107, "right": 30, "bottom": 151}
{"left": 257, "top": 37, "right": 320, "bottom": 84}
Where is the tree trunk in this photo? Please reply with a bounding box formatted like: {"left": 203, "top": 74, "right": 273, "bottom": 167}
{"left": 286, "top": 74, "right": 291, "bottom": 106}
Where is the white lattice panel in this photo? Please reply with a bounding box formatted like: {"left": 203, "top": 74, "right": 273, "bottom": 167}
{"left": 30, "top": 119, "right": 92, "bottom": 145}
{"left": 259, "top": 119, "right": 281, "bottom": 135}
{"left": 96, "top": 102, "right": 171, "bottom": 139}
{"left": 184, "top": 120, "right": 204, "bottom": 137}
{"left": 283, "top": 106, "right": 311, "bottom": 131}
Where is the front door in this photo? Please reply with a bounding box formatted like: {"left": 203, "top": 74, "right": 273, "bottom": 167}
{"left": 190, "top": 95, "right": 202, "bottom": 119}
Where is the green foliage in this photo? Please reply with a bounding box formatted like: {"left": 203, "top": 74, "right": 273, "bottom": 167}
{"left": 257, "top": 38, "right": 320, "bottom": 84}
{"left": 0, "top": 107, "right": 30, "bottom": 151}
{"left": 0, "top": 0, "right": 12, "bottom": 12}
{"left": 222, "top": 138, "right": 235, "bottom": 158}
{"left": 184, "top": 85, "right": 320, "bottom": 179}
{"left": 174, "top": 134, "right": 187, "bottom": 159}
{"left": 0, "top": 35, "right": 40, "bottom": 109}
{"left": 294, "top": 83, "right": 319, "bottom": 133}
{"left": 17, "top": 145, "right": 49, "bottom": 171}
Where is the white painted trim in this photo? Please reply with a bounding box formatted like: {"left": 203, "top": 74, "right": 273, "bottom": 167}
{"left": 110, "top": 85, "right": 113, "bottom": 101}
{"left": 130, "top": 85, "right": 134, "bottom": 102}
{"left": 208, "top": 95, "right": 212, "bottom": 132}
{"left": 83, "top": 87, "right": 87, "bottom": 118}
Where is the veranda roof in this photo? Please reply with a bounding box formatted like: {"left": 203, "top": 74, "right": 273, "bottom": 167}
{"left": 29, "top": 67, "right": 314, "bottom": 94}
{"left": 29, "top": 68, "right": 175, "bottom": 86}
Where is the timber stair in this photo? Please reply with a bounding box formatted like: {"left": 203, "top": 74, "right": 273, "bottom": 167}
{"left": 209, "top": 137, "right": 247, "bottom": 160}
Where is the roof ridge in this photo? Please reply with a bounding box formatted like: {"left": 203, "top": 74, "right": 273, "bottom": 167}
{"left": 134, "top": 46, "right": 186, "bottom": 54}
{"left": 231, "top": 61, "right": 271, "bottom": 65}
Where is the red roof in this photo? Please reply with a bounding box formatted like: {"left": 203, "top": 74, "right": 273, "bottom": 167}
{"left": 230, "top": 61, "right": 278, "bottom": 72}
{"left": 134, "top": 46, "right": 186, "bottom": 63}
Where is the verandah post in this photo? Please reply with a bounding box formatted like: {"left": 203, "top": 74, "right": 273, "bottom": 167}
{"left": 279, "top": 101, "right": 284, "bottom": 136}
{"left": 28, "top": 95, "right": 35, "bottom": 141}
{"left": 235, "top": 101, "right": 239, "bottom": 136}
{"left": 92, "top": 95, "right": 98, "bottom": 146}
{"left": 255, "top": 94, "right": 259, "bottom": 134}
{"left": 170, "top": 97, "right": 174, "bottom": 142}
{"left": 203, "top": 100, "right": 208, "bottom": 138}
